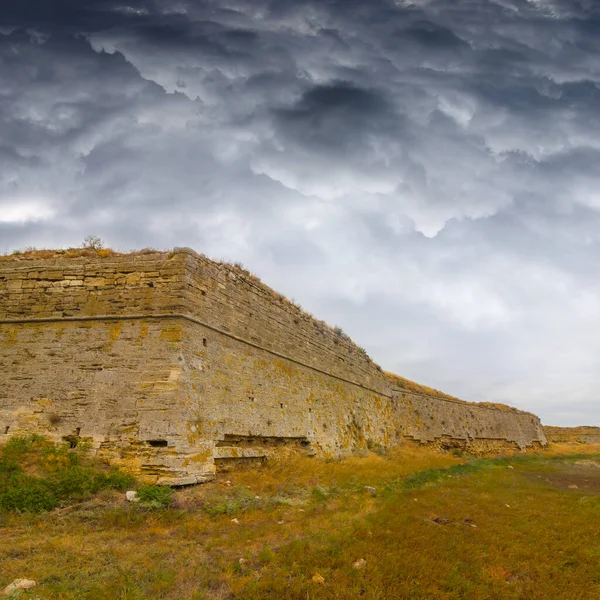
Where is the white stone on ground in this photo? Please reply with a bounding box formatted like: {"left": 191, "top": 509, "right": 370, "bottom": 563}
{"left": 3, "top": 579, "right": 37, "bottom": 596}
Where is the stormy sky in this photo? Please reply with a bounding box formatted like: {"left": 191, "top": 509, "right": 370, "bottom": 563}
{"left": 2, "top": 0, "right": 600, "bottom": 425}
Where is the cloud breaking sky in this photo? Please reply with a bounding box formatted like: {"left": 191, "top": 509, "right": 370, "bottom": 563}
{"left": 2, "top": 0, "right": 600, "bottom": 425}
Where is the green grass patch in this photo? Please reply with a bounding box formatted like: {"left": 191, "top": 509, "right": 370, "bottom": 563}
{"left": 0, "top": 435, "right": 135, "bottom": 513}
{"left": 136, "top": 485, "right": 174, "bottom": 509}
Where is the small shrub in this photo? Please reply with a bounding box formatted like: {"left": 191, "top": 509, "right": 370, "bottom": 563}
{"left": 311, "top": 486, "right": 330, "bottom": 503}
{"left": 203, "top": 487, "right": 256, "bottom": 516}
{"left": 0, "top": 475, "right": 57, "bottom": 512}
{"left": 82, "top": 234, "right": 105, "bottom": 250}
{"left": 136, "top": 485, "right": 174, "bottom": 509}
{"left": 49, "top": 465, "right": 102, "bottom": 499}
{"left": 100, "top": 470, "right": 136, "bottom": 491}
{"left": 2, "top": 434, "right": 45, "bottom": 458}
{"left": 259, "top": 546, "right": 275, "bottom": 563}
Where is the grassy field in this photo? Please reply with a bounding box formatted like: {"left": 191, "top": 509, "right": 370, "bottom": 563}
{"left": 1, "top": 440, "right": 599, "bottom": 599}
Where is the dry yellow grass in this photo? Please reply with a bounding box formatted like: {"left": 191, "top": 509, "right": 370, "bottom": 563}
{"left": 1, "top": 444, "right": 599, "bottom": 599}
{"left": 384, "top": 372, "right": 531, "bottom": 414}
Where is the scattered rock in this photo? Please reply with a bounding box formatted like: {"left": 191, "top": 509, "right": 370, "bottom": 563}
{"left": 430, "top": 516, "right": 453, "bottom": 525}
{"left": 3, "top": 579, "right": 37, "bottom": 596}
{"left": 464, "top": 519, "right": 477, "bottom": 528}
{"left": 277, "top": 520, "right": 284, "bottom": 525}
{"left": 505, "top": 504, "right": 511, "bottom": 508}
{"left": 353, "top": 558, "right": 367, "bottom": 570}
{"left": 231, "top": 518, "right": 239, "bottom": 524}
{"left": 364, "top": 486, "right": 376, "bottom": 495}
{"left": 238, "top": 558, "right": 246, "bottom": 565}
{"left": 312, "top": 573, "right": 325, "bottom": 584}
{"left": 125, "top": 491, "right": 139, "bottom": 502}
{"left": 507, "top": 466, "right": 514, "bottom": 470}
{"left": 254, "top": 496, "right": 261, "bottom": 500}
{"left": 224, "top": 480, "right": 232, "bottom": 487}
{"left": 568, "top": 484, "right": 579, "bottom": 489}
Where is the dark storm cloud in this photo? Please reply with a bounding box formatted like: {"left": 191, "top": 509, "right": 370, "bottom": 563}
{"left": 1, "top": 0, "right": 600, "bottom": 424}
{"left": 272, "top": 82, "right": 399, "bottom": 153}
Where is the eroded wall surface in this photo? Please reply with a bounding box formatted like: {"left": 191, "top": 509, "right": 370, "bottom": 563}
{"left": 544, "top": 426, "right": 600, "bottom": 444}
{"left": 1, "top": 248, "right": 547, "bottom": 483}
{"left": 393, "top": 391, "right": 546, "bottom": 452}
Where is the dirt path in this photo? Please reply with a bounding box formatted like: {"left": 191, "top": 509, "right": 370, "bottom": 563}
{"left": 523, "top": 458, "right": 600, "bottom": 493}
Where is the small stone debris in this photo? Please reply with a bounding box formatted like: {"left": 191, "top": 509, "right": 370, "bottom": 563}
{"left": 505, "top": 504, "right": 511, "bottom": 508}
{"left": 224, "top": 480, "right": 232, "bottom": 487}
{"left": 231, "top": 518, "right": 239, "bottom": 524}
{"left": 312, "top": 573, "right": 325, "bottom": 584}
{"left": 364, "top": 486, "right": 376, "bottom": 495}
{"left": 464, "top": 519, "right": 477, "bottom": 528}
{"left": 568, "top": 484, "right": 579, "bottom": 489}
{"left": 507, "top": 466, "right": 514, "bottom": 470}
{"left": 3, "top": 579, "right": 37, "bottom": 596}
{"left": 277, "top": 520, "right": 284, "bottom": 525}
{"left": 430, "top": 516, "right": 453, "bottom": 525}
{"left": 254, "top": 496, "right": 261, "bottom": 500}
{"left": 238, "top": 558, "right": 246, "bottom": 565}
{"left": 353, "top": 558, "right": 367, "bottom": 570}
{"left": 125, "top": 490, "right": 139, "bottom": 502}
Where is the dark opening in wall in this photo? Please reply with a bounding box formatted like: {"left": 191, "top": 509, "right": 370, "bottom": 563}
{"left": 280, "top": 403, "right": 284, "bottom": 409}
{"left": 249, "top": 396, "right": 255, "bottom": 402}
{"left": 203, "top": 338, "right": 207, "bottom": 347}
{"left": 63, "top": 435, "right": 79, "bottom": 448}
{"left": 201, "top": 290, "right": 206, "bottom": 296}
{"left": 4, "top": 426, "right": 9, "bottom": 434}
{"left": 147, "top": 282, "right": 154, "bottom": 288}
{"left": 148, "top": 440, "right": 168, "bottom": 447}
{"left": 76, "top": 427, "right": 81, "bottom": 436}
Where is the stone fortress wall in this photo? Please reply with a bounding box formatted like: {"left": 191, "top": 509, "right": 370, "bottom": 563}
{"left": 0, "top": 248, "right": 547, "bottom": 484}
{"left": 544, "top": 426, "right": 600, "bottom": 445}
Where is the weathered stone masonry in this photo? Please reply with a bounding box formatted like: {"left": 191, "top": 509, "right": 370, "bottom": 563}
{"left": 0, "top": 248, "right": 547, "bottom": 484}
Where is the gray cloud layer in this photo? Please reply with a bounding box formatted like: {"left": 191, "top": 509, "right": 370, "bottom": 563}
{"left": 1, "top": 0, "right": 600, "bottom": 424}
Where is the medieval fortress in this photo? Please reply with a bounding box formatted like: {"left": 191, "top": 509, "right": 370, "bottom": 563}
{"left": 0, "top": 248, "right": 547, "bottom": 484}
